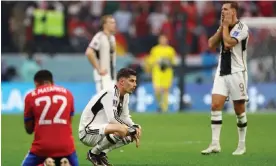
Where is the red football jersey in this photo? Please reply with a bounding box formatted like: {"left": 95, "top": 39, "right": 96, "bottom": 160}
{"left": 24, "top": 84, "right": 75, "bottom": 157}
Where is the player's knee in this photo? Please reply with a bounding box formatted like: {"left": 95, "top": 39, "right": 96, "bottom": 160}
{"left": 162, "top": 88, "right": 169, "bottom": 93}
{"left": 154, "top": 87, "right": 161, "bottom": 94}
{"left": 234, "top": 104, "right": 245, "bottom": 112}
{"left": 233, "top": 100, "right": 245, "bottom": 114}
{"left": 233, "top": 100, "right": 245, "bottom": 106}
{"left": 211, "top": 101, "right": 224, "bottom": 111}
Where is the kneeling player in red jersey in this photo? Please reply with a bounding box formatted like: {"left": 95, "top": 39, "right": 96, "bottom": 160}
{"left": 22, "top": 70, "right": 79, "bottom": 166}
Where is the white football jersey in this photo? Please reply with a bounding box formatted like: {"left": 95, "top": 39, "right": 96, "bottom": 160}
{"left": 217, "top": 21, "right": 249, "bottom": 76}
{"left": 89, "top": 31, "right": 116, "bottom": 80}
{"left": 79, "top": 85, "right": 134, "bottom": 132}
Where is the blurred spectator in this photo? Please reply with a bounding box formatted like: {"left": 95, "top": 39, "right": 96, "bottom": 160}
{"left": 1, "top": 61, "right": 18, "bottom": 82}
{"left": 1, "top": 0, "right": 276, "bottom": 87}
{"left": 201, "top": 2, "right": 218, "bottom": 38}
{"left": 147, "top": 4, "right": 167, "bottom": 36}
{"left": 134, "top": 5, "right": 149, "bottom": 38}
{"left": 68, "top": 2, "right": 82, "bottom": 16}
{"left": 198, "top": 31, "right": 209, "bottom": 53}
{"left": 113, "top": 3, "right": 132, "bottom": 34}
{"left": 195, "top": 1, "right": 207, "bottom": 17}
{"left": 181, "top": 1, "right": 198, "bottom": 52}
{"left": 20, "top": 55, "right": 41, "bottom": 82}
{"left": 89, "top": 1, "right": 104, "bottom": 18}
{"left": 2, "top": 67, "right": 18, "bottom": 82}
{"left": 258, "top": 1, "right": 275, "bottom": 17}
{"left": 2, "top": 2, "right": 15, "bottom": 52}
{"left": 68, "top": 15, "right": 91, "bottom": 52}
{"left": 4, "top": 1, "right": 276, "bottom": 56}
{"left": 143, "top": 3, "right": 167, "bottom": 54}
{"left": 161, "top": 15, "right": 175, "bottom": 48}
{"left": 10, "top": 2, "right": 26, "bottom": 52}
{"left": 24, "top": 1, "right": 66, "bottom": 55}
{"left": 103, "top": 1, "right": 120, "bottom": 15}
{"left": 161, "top": 1, "right": 172, "bottom": 15}
{"left": 2, "top": 1, "right": 276, "bottom": 85}
{"left": 130, "top": 5, "right": 150, "bottom": 54}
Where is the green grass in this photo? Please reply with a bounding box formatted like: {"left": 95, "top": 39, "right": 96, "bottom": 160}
{"left": 2, "top": 113, "right": 276, "bottom": 166}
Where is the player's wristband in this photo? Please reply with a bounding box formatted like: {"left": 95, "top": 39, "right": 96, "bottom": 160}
{"left": 128, "top": 127, "right": 137, "bottom": 136}
{"left": 132, "top": 124, "right": 141, "bottom": 129}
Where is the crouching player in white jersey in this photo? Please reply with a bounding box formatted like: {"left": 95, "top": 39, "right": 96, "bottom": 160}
{"left": 201, "top": 1, "right": 249, "bottom": 156}
{"left": 79, "top": 68, "right": 142, "bottom": 166}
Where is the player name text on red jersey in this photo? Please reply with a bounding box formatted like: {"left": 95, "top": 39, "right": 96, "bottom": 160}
{"left": 32, "top": 86, "right": 67, "bottom": 96}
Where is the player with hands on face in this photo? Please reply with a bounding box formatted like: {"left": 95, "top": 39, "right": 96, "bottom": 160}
{"left": 202, "top": 1, "right": 250, "bottom": 156}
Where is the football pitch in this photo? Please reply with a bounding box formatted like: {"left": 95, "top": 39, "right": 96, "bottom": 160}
{"left": 2, "top": 113, "right": 276, "bottom": 166}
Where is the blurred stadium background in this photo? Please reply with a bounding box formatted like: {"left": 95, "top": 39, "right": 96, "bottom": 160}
{"left": 1, "top": 1, "right": 276, "bottom": 165}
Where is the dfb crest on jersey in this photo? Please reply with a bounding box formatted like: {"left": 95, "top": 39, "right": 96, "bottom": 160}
{"left": 232, "top": 31, "right": 239, "bottom": 37}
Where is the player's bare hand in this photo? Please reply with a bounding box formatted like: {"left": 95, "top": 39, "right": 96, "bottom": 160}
{"left": 220, "top": 13, "right": 224, "bottom": 25}
{"left": 136, "top": 127, "right": 142, "bottom": 139}
{"left": 133, "top": 135, "right": 140, "bottom": 148}
{"left": 222, "top": 11, "right": 232, "bottom": 27}
{"left": 98, "top": 68, "right": 107, "bottom": 76}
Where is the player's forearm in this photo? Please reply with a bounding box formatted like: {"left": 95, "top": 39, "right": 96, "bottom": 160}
{"left": 105, "top": 109, "right": 128, "bottom": 126}
{"left": 208, "top": 26, "right": 222, "bottom": 49}
{"left": 222, "top": 26, "right": 236, "bottom": 48}
{"left": 121, "top": 116, "right": 135, "bottom": 126}
{"left": 85, "top": 48, "right": 100, "bottom": 71}
{"left": 108, "top": 113, "right": 132, "bottom": 127}
{"left": 106, "top": 113, "right": 119, "bottom": 124}
{"left": 114, "top": 115, "right": 131, "bottom": 127}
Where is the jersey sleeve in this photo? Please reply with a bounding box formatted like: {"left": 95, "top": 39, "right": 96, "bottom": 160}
{"left": 24, "top": 94, "right": 34, "bottom": 122}
{"left": 102, "top": 91, "right": 131, "bottom": 127}
{"left": 120, "top": 95, "right": 135, "bottom": 126}
{"left": 88, "top": 33, "right": 101, "bottom": 51}
{"left": 231, "top": 24, "right": 249, "bottom": 43}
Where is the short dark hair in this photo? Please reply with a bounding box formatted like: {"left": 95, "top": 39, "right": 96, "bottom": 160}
{"left": 223, "top": 1, "right": 239, "bottom": 11}
{"left": 116, "top": 68, "right": 137, "bottom": 81}
{"left": 34, "top": 70, "right": 53, "bottom": 84}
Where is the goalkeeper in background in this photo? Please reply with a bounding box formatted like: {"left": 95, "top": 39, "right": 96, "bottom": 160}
{"left": 148, "top": 34, "right": 176, "bottom": 113}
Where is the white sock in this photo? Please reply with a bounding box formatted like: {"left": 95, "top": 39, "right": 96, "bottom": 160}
{"left": 102, "top": 136, "right": 132, "bottom": 153}
{"left": 211, "top": 111, "right": 222, "bottom": 144}
{"left": 236, "top": 112, "right": 247, "bottom": 144}
{"left": 91, "top": 134, "right": 121, "bottom": 155}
